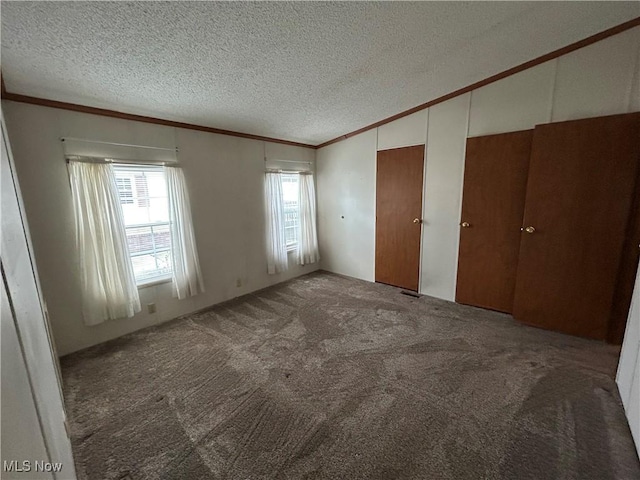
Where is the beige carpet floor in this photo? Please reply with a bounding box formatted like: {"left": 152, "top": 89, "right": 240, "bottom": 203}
{"left": 61, "top": 271, "right": 640, "bottom": 479}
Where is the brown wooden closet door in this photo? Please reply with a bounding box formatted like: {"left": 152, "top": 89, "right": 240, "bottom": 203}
{"left": 375, "top": 145, "right": 425, "bottom": 291}
{"left": 456, "top": 130, "right": 532, "bottom": 313}
{"left": 608, "top": 162, "right": 640, "bottom": 344}
{"left": 513, "top": 113, "right": 640, "bottom": 340}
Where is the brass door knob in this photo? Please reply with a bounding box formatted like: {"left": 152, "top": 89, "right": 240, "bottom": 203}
{"left": 413, "top": 218, "right": 421, "bottom": 224}
{"left": 522, "top": 226, "right": 536, "bottom": 234}
{"left": 460, "top": 222, "right": 470, "bottom": 228}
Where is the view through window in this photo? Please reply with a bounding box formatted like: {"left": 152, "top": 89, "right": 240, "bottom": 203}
{"left": 114, "top": 164, "right": 172, "bottom": 284}
{"left": 281, "top": 173, "right": 300, "bottom": 249}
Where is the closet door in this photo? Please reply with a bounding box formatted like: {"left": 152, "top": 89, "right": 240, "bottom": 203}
{"left": 375, "top": 145, "right": 425, "bottom": 291}
{"left": 513, "top": 113, "right": 640, "bottom": 340}
{"left": 456, "top": 130, "right": 532, "bottom": 312}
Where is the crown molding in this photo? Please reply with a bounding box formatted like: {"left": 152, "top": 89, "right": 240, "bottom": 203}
{"left": 0, "top": 87, "right": 316, "bottom": 149}
{"left": 2, "top": 17, "right": 638, "bottom": 150}
{"left": 316, "top": 17, "right": 640, "bottom": 149}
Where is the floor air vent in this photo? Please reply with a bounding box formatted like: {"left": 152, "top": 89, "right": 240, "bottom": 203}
{"left": 400, "top": 290, "right": 421, "bottom": 298}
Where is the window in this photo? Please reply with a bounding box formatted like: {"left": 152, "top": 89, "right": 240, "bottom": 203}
{"left": 281, "top": 173, "right": 300, "bottom": 250}
{"left": 113, "top": 165, "right": 172, "bottom": 284}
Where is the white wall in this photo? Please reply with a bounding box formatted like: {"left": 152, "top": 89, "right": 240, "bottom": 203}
{"left": 376, "top": 110, "right": 428, "bottom": 151}
{"left": 317, "top": 129, "right": 377, "bottom": 281}
{"left": 1, "top": 112, "right": 76, "bottom": 478}
{"left": 617, "top": 261, "right": 640, "bottom": 454}
{"left": 2, "top": 102, "right": 317, "bottom": 355}
{"left": 420, "top": 93, "right": 470, "bottom": 300}
{"left": 316, "top": 26, "right": 640, "bottom": 302}
{"left": 552, "top": 28, "right": 640, "bottom": 122}
{"left": 467, "top": 60, "right": 555, "bottom": 137}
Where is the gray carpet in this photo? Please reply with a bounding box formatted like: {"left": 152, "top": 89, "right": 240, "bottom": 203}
{"left": 61, "top": 271, "right": 640, "bottom": 480}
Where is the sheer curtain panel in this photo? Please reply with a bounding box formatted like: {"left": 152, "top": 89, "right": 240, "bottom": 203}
{"left": 297, "top": 173, "right": 320, "bottom": 265}
{"left": 68, "top": 161, "right": 141, "bottom": 325}
{"left": 165, "top": 166, "right": 204, "bottom": 299}
{"left": 265, "top": 172, "right": 288, "bottom": 274}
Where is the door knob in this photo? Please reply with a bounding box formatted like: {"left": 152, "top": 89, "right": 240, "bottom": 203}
{"left": 413, "top": 218, "right": 421, "bottom": 224}
{"left": 522, "top": 226, "right": 536, "bottom": 234}
{"left": 460, "top": 222, "right": 470, "bottom": 228}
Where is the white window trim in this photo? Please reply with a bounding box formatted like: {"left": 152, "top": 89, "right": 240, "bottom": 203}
{"left": 137, "top": 275, "right": 172, "bottom": 289}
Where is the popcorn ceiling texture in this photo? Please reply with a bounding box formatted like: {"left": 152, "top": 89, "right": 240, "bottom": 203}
{"left": 2, "top": 1, "right": 639, "bottom": 145}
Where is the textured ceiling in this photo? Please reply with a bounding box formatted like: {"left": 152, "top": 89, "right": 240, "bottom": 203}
{"left": 2, "top": 2, "right": 639, "bottom": 146}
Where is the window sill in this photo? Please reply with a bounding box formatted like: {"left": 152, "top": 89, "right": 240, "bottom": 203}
{"left": 287, "top": 245, "right": 297, "bottom": 253}
{"left": 137, "top": 276, "right": 172, "bottom": 289}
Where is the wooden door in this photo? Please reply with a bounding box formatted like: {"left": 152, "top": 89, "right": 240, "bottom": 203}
{"left": 375, "top": 145, "right": 425, "bottom": 291}
{"left": 456, "top": 130, "right": 533, "bottom": 313}
{"left": 513, "top": 113, "right": 640, "bottom": 340}
{"left": 608, "top": 163, "right": 640, "bottom": 344}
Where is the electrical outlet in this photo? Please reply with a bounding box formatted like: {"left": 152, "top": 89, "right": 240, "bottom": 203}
{"left": 147, "top": 303, "right": 156, "bottom": 314}
{"left": 236, "top": 278, "right": 242, "bottom": 288}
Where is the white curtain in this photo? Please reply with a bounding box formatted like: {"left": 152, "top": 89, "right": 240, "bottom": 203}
{"left": 297, "top": 173, "right": 320, "bottom": 265}
{"left": 165, "top": 166, "right": 204, "bottom": 299}
{"left": 265, "top": 172, "right": 288, "bottom": 274}
{"left": 68, "top": 161, "right": 141, "bottom": 325}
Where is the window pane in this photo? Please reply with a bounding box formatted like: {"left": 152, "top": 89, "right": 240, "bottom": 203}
{"left": 153, "top": 224, "right": 171, "bottom": 250}
{"left": 126, "top": 226, "right": 154, "bottom": 255}
{"left": 131, "top": 252, "right": 172, "bottom": 282}
{"left": 284, "top": 206, "right": 299, "bottom": 246}
{"left": 147, "top": 197, "right": 170, "bottom": 223}
{"left": 135, "top": 174, "right": 149, "bottom": 207}
{"left": 116, "top": 177, "right": 133, "bottom": 204}
{"left": 282, "top": 174, "right": 298, "bottom": 202}
{"left": 125, "top": 224, "right": 171, "bottom": 255}
{"left": 281, "top": 173, "right": 300, "bottom": 247}
{"left": 114, "top": 165, "right": 173, "bottom": 283}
